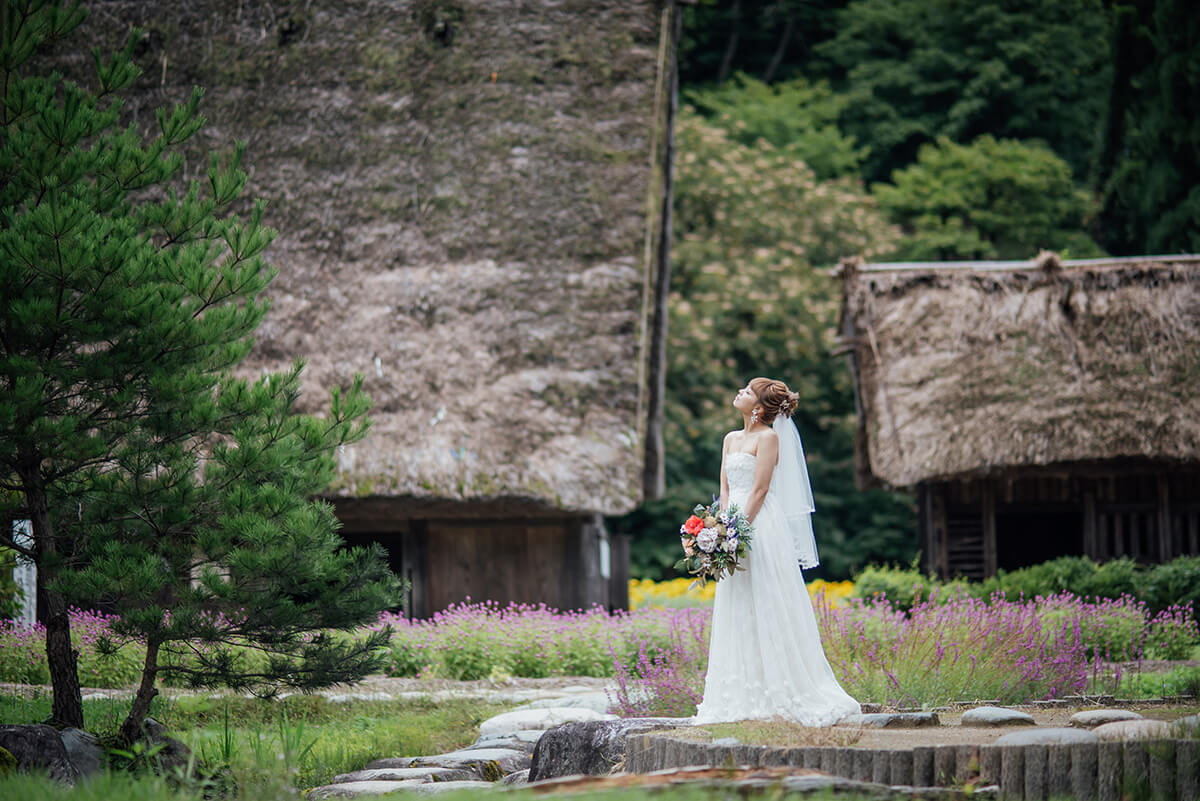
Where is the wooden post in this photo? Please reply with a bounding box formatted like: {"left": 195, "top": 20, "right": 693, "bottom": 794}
{"left": 1157, "top": 475, "right": 1172, "bottom": 562}
{"left": 1114, "top": 513, "right": 1125, "bottom": 559}
{"left": 1083, "top": 492, "right": 1098, "bottom": 560}
{"left": 933, "top": 484, "right": 949, "bottom": 579}
{"left": 1189, "top": 513, "right": 1199, "bottom": 555}
{"left": 982, "top": 481, "right": 997, "bottom": 578}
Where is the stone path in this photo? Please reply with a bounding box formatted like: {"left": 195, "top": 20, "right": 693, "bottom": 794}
{"left": 307, "top": 688, "right": 624, "bottom": 798}
{"left": 304, "top": 690, "right": 1200, "bottom": 798}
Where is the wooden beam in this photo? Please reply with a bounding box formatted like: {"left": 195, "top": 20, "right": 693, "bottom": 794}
{"left": 1189, "top": 514, "right": 1199, "bottom": 555}
{"left": 1083, "top": 491, "right": 1098, "bottom": 560}
{"left": 1157, "top": 474, "right": 1172, "bottom": 562}
{"left": 981, "top": 481, "right": 997, "bottom": 578}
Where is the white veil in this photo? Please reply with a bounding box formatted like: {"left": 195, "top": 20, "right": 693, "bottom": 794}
{"left": 771, "top": 415, "right": 819, "bottom": 569}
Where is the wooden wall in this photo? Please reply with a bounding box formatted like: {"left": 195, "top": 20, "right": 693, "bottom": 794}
{"left": 918, "top": 465, "right": 1200, "bottom": 579}
{"left": 332, "top": 499, "right": 629, "bottom": 618}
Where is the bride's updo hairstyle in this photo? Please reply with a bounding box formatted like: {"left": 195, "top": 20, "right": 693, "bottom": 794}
{"left": 749, "top": 377, "right": 799, "bottom": 425}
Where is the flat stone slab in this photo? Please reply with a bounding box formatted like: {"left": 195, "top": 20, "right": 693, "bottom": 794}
{"left": 960, "top": 707, "right": 1036, "bottom": 727}
{"left": 478, "top": 707, "right": 616, "bottom": 738}
{"left": 308, "top": 779, "right": 428, "bottom": 798}
{"left": 367, "top": 747, "right": 529, "bottom": 780}
{"left": 839, "top": 712, "right": 940, "bottom": 728}
{"left": 1094, "top": 719, "right": 1173, "bottom": 740}
{"left": 404, "top": 780, "right": 497, "bottom": 794}
{"left": 995, "top": 727, "right": 1100, "bottom": 746}
{"left": 1069, "top": 709, "right": 1144, "bottom": 728}
{"left": 514, "top": 692, "right": 614, "bottom": 714}
{"left": 475, "top": 729, "right": 545, "bottom": 746}
{"left": 333, "top": 767, "right": 473, "bottom": 783}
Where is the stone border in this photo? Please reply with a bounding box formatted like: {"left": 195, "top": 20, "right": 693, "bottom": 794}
{"left": 626, "top": 733, "right": 1200, "bottom": 800}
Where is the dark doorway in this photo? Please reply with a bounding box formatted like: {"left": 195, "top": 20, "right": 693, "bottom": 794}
{"left": 996, "top": 508, "right": 1083, "bottom": 571}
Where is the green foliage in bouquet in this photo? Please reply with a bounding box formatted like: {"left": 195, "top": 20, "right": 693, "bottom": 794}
{"left": 674, "top": 500, "right": 754, "bottom": 587}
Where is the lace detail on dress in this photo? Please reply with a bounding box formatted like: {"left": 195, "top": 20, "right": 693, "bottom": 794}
{"left": 725, "top": 452, "right": 756, "bottom": 507}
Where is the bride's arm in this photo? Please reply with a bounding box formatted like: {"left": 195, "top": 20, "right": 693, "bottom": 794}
{"left": 742, "top": 431, "right": 779, "bottom": 523}
{"left": 718, "top": 432, "right": 732, "bottom": 512}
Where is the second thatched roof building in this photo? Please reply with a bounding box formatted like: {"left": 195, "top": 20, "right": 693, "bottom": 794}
{"left": 838, "top": 253, "right": 1200, "bottom": 578}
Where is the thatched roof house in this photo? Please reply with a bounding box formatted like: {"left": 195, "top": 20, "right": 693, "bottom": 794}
{"left": 56, "top": 0, "right": 680, "bottom": 614}
{"left": 838, "top": 253, "right": 1200, "bottom": 577}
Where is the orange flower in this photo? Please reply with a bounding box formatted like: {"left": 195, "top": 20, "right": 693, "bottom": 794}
{"left": 683, "top": 515, "right": 704, "bottom": 535}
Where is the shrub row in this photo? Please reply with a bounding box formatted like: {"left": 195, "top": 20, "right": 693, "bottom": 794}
{"left": 852, "top": 555, "right": 1200, "bottom": 617}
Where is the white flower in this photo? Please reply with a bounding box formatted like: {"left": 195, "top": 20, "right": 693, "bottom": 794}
{"left": 722, "top": 536, "right": 739, "bottom": 554}
{"left": 696, "top": 527, "right": 719, "bottom": 553}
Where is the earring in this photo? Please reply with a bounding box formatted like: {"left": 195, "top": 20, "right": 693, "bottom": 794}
{"left": 751, "top": 409, "right": 758, "bottom": 425}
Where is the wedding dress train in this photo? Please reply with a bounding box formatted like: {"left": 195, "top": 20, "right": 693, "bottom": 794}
{"left": 692, "top": 450, "right": 860, "bottom": 725}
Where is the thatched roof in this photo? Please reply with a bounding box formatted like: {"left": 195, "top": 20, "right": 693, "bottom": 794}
{"left": 59, "top": 1, "right": 670, "bottom": 515}
{"left": 837, "top": 253, "right": 1200, "bottom": 489}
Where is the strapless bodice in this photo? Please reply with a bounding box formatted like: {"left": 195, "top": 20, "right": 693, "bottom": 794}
{"left": 726, "top": 452, "right": 757, "bottom": 499}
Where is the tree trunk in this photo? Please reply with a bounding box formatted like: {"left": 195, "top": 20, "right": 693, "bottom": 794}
{"left": 716, "top": 0, "right": 741, "bottom": 84}
{"left": 119, "top": 639, "right": 160, "bottom": 745}
{"left": 643, "top": 1, "right": 682, "bottom": 502}
{"left": 762, "top": 17, "right": 795, "bottom": 83}
{"left": 25, "top": 478, "right": 84, "bottom": 728}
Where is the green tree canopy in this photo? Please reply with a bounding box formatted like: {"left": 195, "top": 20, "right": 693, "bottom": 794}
{"left": 815, "top": 0, "right": 1111, "bottom": 184}
{"left": 873, "top": 136, "right": 1105, "bottom": 261}
{"left": 686, "top": 72, "right": 866, "bottom": 180}
{"left": 0, "top": 0, "right": 402, "bottom": 733}
{"left": 1095, "top": 0, "right": 1200, "bottom": 255}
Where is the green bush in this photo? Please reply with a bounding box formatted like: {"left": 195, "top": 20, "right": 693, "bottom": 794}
{"left": 852, "top": 565, "right": 935, "bottom": 611}
{"left": 76, "top": 643, "right": 144, "bottom": 688}
{"left": 382, "top": 640, "right": 428, "bottom": 678}
{"left": 1143, "top": 556, "right": 1200, "bottom": 616}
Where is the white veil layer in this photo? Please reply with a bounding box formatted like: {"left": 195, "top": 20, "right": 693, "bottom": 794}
{"left": 771, "top": 415, "right": 819, "bottom": 569}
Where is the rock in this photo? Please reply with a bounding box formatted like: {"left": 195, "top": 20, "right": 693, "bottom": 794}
{"left": 59, "top": 728, "right": 104, "bottom": 778}
{"left": 1173, "top": 713, "right": 1200, "bottom": 733}
{"left": 514, "top": 693, "right": 614, "bottom": 715}
{"left": 0, "top": 724, "right": 79, "bottom": 782}
{"left": 960, "top": 707, "right": 1036, "bottom": 727}
{"left": 477, "top": 707, "right": 616, "bottom": 738}
{"left": 1093, "top": 720, "right": 1173, "bottom": 741}
{"left": 712, "top": 737, "right": 739, "bottom": 746}
{"left": 308, "top": 779, "right": 428, "bottom": 798}
{"left": 367, "top": 748, "right": 530, "bottom": 780}
{"left": 333, "top": 767, "right": 474, "bottom": 783}
{"left": 840, "top": 712, "right": 940, "bottom": 728}
{"left": 138, "top": 717, "right": 195, "bottom": 775}
{"left": 500, "top": 769, "right": 530, "bottom": 785}
{"left": 474, "top": 729, "right": 544, "bottom": 746}
{"left": 528, "top": 718, "right": 688, "bottom": 781}
{"left": 1069, "top": 709, "right": 1144, "bottom": 728}
{"left": 995, "top": 728, "right": 1099, "bottom": 746}
{"left": 405, "top": 780, "right": 497, "bottom": 794}
{"left": 461, "top": 737, "right": 535, "bottom": 755}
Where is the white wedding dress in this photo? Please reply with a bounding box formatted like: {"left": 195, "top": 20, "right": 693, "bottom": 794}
{"left": 692, "top": 450, "right": 861, "bottom": 725}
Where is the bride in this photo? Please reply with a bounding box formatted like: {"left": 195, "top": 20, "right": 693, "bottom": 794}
{"left": 692, "top": 377, "right": 860, "bottom": 726}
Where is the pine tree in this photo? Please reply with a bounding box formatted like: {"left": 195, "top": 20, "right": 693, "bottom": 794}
{"left": 0, "top": 0, "right": 403, "bottom": 733}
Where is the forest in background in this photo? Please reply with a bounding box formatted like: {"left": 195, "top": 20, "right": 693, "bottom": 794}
{"left": 613, "top": 0, "right": 1199, "bottom": 580}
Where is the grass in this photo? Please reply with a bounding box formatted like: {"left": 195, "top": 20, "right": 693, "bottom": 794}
{"left": 0, "top": 692, "right": 513, "bottom": 796}
{"left": 1116, "top": 666, "right": 1200, "bottom": 699}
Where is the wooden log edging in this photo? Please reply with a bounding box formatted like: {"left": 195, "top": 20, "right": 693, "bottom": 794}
{"left": 625, "top": 733, "right": 1200, "bottom": 799}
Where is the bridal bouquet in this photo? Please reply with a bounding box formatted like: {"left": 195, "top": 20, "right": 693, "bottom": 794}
{"left": 674, "top": 499, "right": 754, "bottom": 587}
